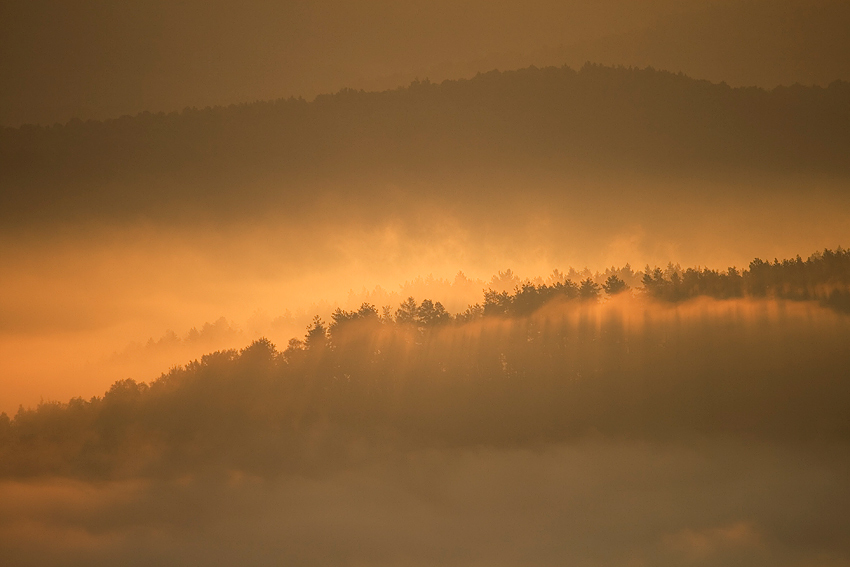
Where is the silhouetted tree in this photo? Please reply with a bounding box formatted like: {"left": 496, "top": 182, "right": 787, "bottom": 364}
{"left": 304, "top": 316, "right": 328, "bottom": 351}
{"left": 489, "top": 269, "right": 520, "bottom": 293}
{"left": 417, "top": 299, "right": 450, "bottom": 326}
{"left": 483, "top": 289, "right": 512, "bottom": 316}
{"left": 456, "top": 303, "right": 484, "bottom": 323}
{"left": 395, "top": 297, "right": 418, "bottom": 325}
{"left": 579, "top": 278, "right": 601, "bottom": 301}
{"left": 642, "top": 266, "right": 667, "bottom": 298}
{"left": 602, "top": 275, "right": 629, "bottom": 296}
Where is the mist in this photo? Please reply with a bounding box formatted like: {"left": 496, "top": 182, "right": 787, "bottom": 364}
{"left": 3, "top": 3, "right": 850, "bottom": 563}
{"left": 3, "top": 293, "right": 850, "bottom": 565}
{"left": 2, "top": 176, "right": 848, "bottom": 414}
{"left": 2, "top": 441, "right": 848, "bottom": 567}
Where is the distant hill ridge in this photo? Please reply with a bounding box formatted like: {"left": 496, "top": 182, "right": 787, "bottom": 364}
{"left": 1, "top": 63, "right": 848, "bottom": 220}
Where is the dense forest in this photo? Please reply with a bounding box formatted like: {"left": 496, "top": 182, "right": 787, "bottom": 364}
{"left": 2, "top": 64, "right": 849, "bottom": 222}
{"left": 3, "top": 248, "right": 848, "bottom": 481}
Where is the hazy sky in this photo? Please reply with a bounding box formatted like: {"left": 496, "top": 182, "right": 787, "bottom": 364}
{"left": 2, "top": 0, "right": 848, "bottom": 126}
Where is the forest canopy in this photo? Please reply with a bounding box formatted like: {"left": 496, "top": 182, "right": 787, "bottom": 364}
{"left": 2, "top": 248, "right": 848, "bottom": 481}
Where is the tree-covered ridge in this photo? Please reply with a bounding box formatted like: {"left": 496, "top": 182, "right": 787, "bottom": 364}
{"left": 641, "top": 248, "right": 850, "bottom": 308}
{"left": 2, "top": 249, "right": 849, "bottom": 481}
{"left": 462, "top": 248, "right": 850, "bottom": 319}
{"left": 336, "top": 247, "right": 850, "bottom": 329}
{"left": 281, "top": 247, "right": 850, "bottom": 338}
{"left": 2, "top": 64, "right": 848, "bottom": 208}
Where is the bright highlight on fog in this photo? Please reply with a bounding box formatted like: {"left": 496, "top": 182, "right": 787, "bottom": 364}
{"left": 2, "top": 176, "right": 848, "bottom": 413}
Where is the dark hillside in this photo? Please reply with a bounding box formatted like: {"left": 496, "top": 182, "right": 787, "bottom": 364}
{"left": 2, "top": 64, "right": 848, "bottom": 222}
{"left": 3, "top": 249, "right": 849, "bottom": 481}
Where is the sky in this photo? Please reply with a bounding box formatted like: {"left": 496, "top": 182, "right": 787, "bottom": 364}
{"left": 2, "top": 0, "right": 849, "bottom": 127}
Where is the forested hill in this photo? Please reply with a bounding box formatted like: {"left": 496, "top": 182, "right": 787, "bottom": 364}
{"left": 3, "top": 64, "right": 849, "bottom": 190}
{"left": 3, "top": 250, "right": 850, "bottom": 480}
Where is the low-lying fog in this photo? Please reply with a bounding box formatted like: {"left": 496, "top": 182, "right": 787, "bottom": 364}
{"left": 1, "top": 174, "right": 848, "bottom": 413}
{"left": 2, "top": 441, "right": 847, "bottom": 567}
{"left": 3, "top": 251, "right": 848, "bottom": 565}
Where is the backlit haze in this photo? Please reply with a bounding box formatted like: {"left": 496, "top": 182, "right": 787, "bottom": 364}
{"left": 1, "top": 1, "right": 849, "bottom": 565}
{"left": 3, "top": 169, "right": 849, "bottom": 413}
